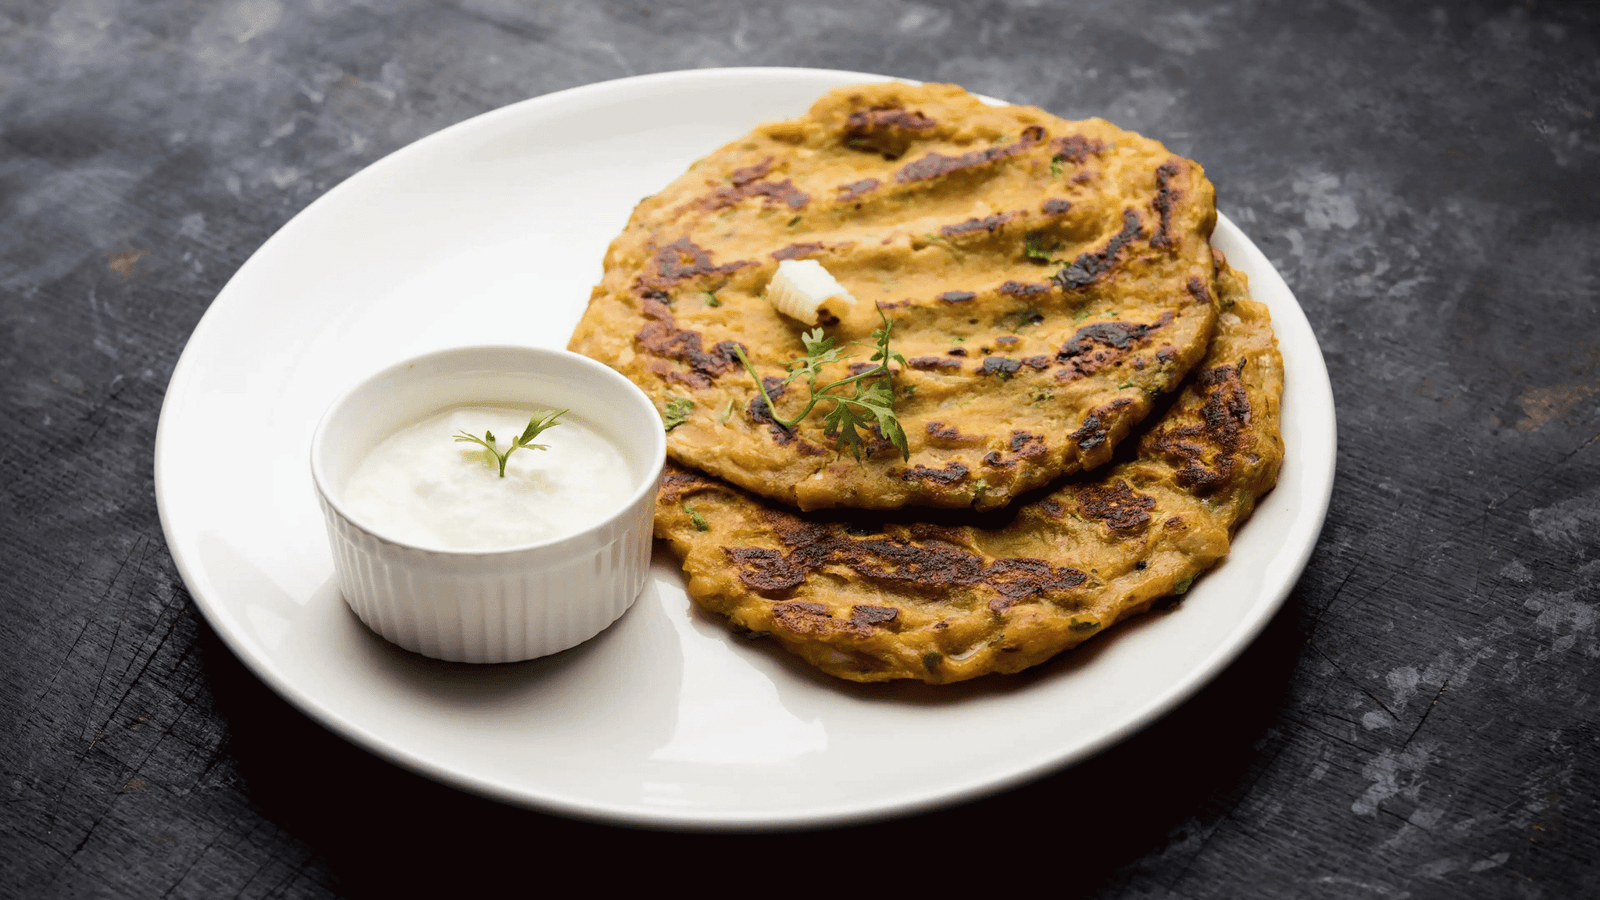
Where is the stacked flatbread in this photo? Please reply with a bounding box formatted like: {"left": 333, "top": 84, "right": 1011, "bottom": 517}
{"left": 570, "top": 83, "right": 1284, "bottom": 683}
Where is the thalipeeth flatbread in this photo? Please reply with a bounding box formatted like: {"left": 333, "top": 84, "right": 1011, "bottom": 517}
{"left": 653, "top": 264, "right": 1282, "bottom": 684}
{"left": 570, "top": 82, "right": 1221, "bottom": 512}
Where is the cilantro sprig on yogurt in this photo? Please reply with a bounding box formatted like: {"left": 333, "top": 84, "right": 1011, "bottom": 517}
{"left": 453, "top": 409, "right": 566, "bottom": 477}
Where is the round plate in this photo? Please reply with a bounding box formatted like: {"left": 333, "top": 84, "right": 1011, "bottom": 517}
{"left": 155, "top": 67, "right": 1336, "bottom": 830}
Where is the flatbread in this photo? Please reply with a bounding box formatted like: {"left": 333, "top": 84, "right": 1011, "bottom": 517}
{"left": 653, "top": 264, "right": 1282, "bottom": 684}
{"left": 571, "top": 82, "right": 1220, "bottom": 511}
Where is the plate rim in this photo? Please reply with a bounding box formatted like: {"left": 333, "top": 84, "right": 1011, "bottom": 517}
{"left": 154, "top": 66, "right": 1337, "bottom": 830}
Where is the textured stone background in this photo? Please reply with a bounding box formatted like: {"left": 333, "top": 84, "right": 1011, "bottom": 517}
{"left": 2, "top": 1, "right": 1597, "bottom": 897}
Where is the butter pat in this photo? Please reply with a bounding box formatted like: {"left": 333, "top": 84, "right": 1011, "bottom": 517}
{"left": 768, "top": 259, "right": 856, "bottom": 325}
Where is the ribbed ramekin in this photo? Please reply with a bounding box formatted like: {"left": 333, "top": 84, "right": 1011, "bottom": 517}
{"left": 310, "top": 346, "right": 665, "bottom": 663}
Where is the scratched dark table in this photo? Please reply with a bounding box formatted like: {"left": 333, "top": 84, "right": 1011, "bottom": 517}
{"left": 4, "top": 1, "right": 1598, "bottom": 897}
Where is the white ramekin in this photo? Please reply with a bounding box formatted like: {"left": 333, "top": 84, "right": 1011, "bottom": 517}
{"left": 310, "top": 346, "right": 665, "bottom": 664}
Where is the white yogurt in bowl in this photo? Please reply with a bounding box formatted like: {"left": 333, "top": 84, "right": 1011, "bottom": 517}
{"left": 342, "top": 405, "right": 634, "bottom": 551}
{"left": 310, "top": 346, "right": 666, "bottom": 664}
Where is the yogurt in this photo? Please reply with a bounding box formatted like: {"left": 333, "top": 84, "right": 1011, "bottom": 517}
{"left": 341, "top": 404, "right": 635, "bottom": 551}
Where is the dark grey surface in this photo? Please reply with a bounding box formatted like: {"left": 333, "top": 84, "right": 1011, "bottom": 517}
{"left": 3, "top": 0, "right": 1598, "bottom": 896}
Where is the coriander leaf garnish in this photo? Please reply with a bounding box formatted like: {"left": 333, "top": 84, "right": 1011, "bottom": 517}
{"left": 454, "top": 409, "right": 566, "bottom": 477}
{"left": 733, "top": 305, "right": 910, "bottom": 461}
{"left": 1050, "top": 154, "right": 1064, "bottom": 178}
{"left": 662, "top": 397, "right": 695, "bottom": 432}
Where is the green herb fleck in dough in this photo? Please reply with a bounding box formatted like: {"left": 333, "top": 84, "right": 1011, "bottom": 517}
{"left": 683, "top": 504, "right": 709, "bottom": 532}
{"left": 919, "top": 234, "right": 959, "bottom": 257}
{"left": 1023, "top": 231, "right": 1062, "bottom": 265}
{"left": 662, "top": 397, "right": 695, "bottom": 432}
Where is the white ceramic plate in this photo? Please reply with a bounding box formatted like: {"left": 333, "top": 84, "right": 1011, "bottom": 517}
{"left": 155, "top": 67, "right": 1336, "bottom": 830}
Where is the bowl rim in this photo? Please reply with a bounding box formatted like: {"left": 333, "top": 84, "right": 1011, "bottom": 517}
{"left": 309, "top": 343, "right": 667, "bottom": 558}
